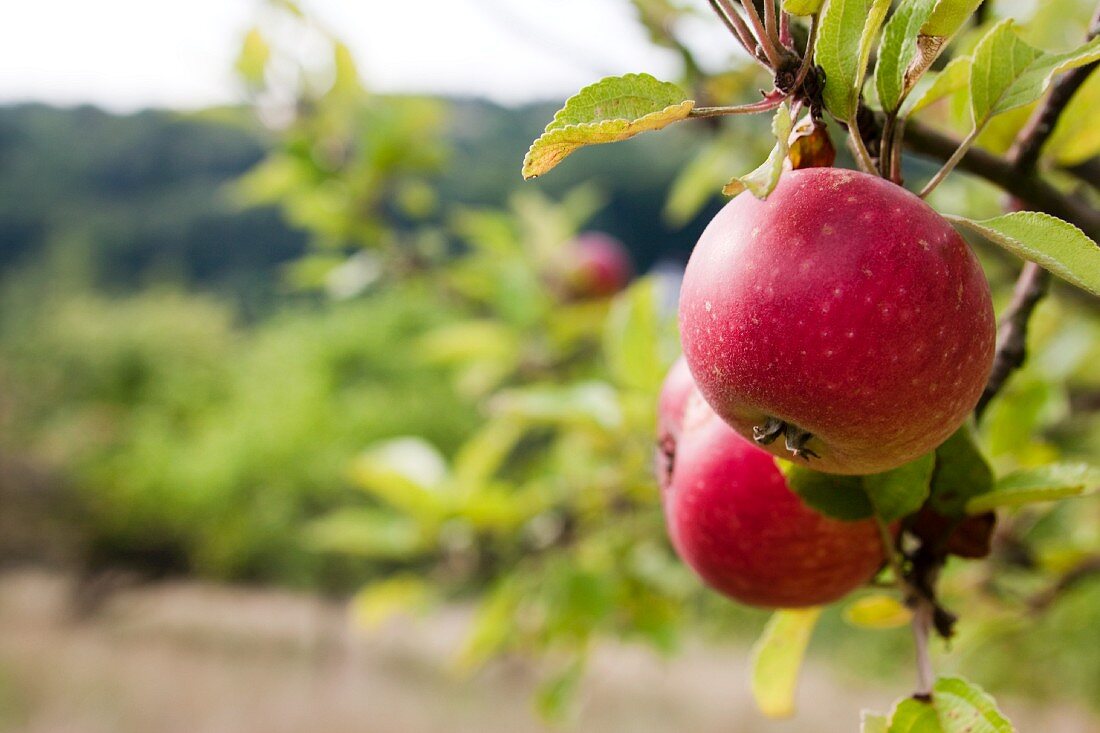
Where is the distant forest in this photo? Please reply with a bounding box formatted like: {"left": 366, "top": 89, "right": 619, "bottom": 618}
{"left": 0, "top": 100, "right": 721, "bottom": 309}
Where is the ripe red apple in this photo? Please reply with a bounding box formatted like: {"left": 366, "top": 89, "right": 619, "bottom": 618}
{"left": 563, "top": 231, "right": 633, "bottom": 298}
{"left": 679, "top": 168, "right": 995, "bottom": 474}
{"left": 658, "top": 363, "right": 887, "bottom": 608}
{"left": 656, "top": 357, "right": 695, "bottom": 494}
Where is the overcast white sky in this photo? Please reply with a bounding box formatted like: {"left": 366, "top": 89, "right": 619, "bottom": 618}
{"left": 0, "top": 0, "right": 735, "bottom": 111}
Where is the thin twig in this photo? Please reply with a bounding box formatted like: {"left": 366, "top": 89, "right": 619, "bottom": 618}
{"left": 879, "top": 112, "right": 897, "bottom": 178}
{"left": 902, "top": 121, "right": 1100, "bottom": 240}
{"left": 1028, "top": 555, "right": 1100, "bottom": 612}
{"left": 763, "top": 0, "right": 782, "bottom": 51}
{"left": 975, "top": 261, "right": 1050, "bottom": 419}
{"left": 874, "top": 516, "right": 906, "bottom": 588}
{"left": 911, "top": 603, "right": 935, "bottom": 697}
{"left": 791, "top": 14, "right": 819, "bottom": 92}
{"left": 732, "top": 0, "right": 783, "bottom": 67}
{"left": 976, "top": 3, "right": 1100, "bottom": 415}
{"left": 779, "top": 9, "right": 792, "bottom": 48}
{"left": 708, "top": 0, "right": 770, "bottom": 67}
{"left": 848, "top": 117, "right": 879, "bottom": 174}
{"left": 919, "top": 126, "right": 981, "bottom": 197}
{"left": 690, "top": 97, "right": 785, "bottom": 117}
{"left": 889, "top": 115, "right": 907, "bottom": 184}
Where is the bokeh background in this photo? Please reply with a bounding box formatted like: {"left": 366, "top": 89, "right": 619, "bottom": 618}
{"left": 2, "top": 1, "right": 1100, "bottom": 731}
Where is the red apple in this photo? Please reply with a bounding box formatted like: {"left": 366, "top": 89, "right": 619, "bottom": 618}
{"left": 679, "top": 168, "right": 995, "bottom": 474}
{"left": 659, "top": 367, "right": 887, "bottom": 608}
{"left": 656, "top": 357, "right": 695, "bottom": 494}
{"left": 564, "top": 231, "right": 633, "bottom": 297}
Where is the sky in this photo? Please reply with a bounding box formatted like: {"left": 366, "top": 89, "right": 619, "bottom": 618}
{"left": 0, "top": 0, "right": 733, "bottom": 111}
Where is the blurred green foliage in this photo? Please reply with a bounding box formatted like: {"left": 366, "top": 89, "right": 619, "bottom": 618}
{"left": 0, "top": 279, "right": 478, "bottom": 585}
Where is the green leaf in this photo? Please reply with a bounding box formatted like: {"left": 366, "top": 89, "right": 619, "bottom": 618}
{"left": 969, "top": 19, "right": 1100, "bottom": 128}
{"left": 522, "top": 74, "right": 693, "bottom": 179}
{"left": 456, "top": 579, "right": 522, "bottom": 671}
{"left": 890, "top": 697, "right": 944, "bottom": 733}
{"left": 845, "top": 594, "right": 913, "bottom": 629}
{"left": 750, "top": 608, "right": 821, "bottom": 719}
{"left": 784, "top": 463, "right": 873, "bottom": 520}
{"left": 929, "top": 425, "right": 994, "bottom": 516}
{"left": 783, "top": 0, "right": 825, "bottom": 15}
{"left": 664, "top": 139, "right": 731, "bottom": 225}
{"left": 351, "top": 575, "right": 432, "bottom": 629}
{"left": 535, "top": 658, "right": 585, "bottom": 722}
{"left": 603, "top": 277, "right": 677, "bottom": 392}
{"left": 902, "top": 0, "right": 984, "bottom": 98}
{"left": 722, "top": 102, "right": 794, "bottom": 199}
{"left": 350, "top": 437, "right": 451, "bottom": 520}
{"left": 876, "top": 0, "right": 939, "bottom": 112}
{"left": 303, "top": 508, "right": 427, "bottom": 559}
{"left": 235, "top": 27, "right": 270, "bottom": 85}
{"left": 817, "top": 0, "right": 892, "bottom": 120}
{"left": 907, "top": 56, "right": 972, "bottom": 114}
{"left": 862, "top": 453, "right": 936, "bottom": 522}
{"left": 946, "top": 211, "right": 1100, "bottom": 296}
{"left": 492, "top": 382, "right": 623, "bottom": 430}
{"left": 453, "top": 418, "right": 525, "bottom": 488}
{"left": 863, "top": 711, "right": 891, "bottom": 733}
{"left": 932, "top": 676, "right": 1015, "bottom": 732}
{"left": 966, "top": 463, "right": 1100, "bottom": 514}
{"left": 921, "top": 0, "right": 984, "bottom": 38}
{"left": 1046, "top": 70, "right": 1100, "bottom": 164}
{"left": 885, "top": 677, "right": 1016, "bottom": 733}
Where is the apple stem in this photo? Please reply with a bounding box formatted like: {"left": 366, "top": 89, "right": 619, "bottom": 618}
{"left": 779, "top": 10, "right": 793, "bottom": 49}
{"left": 918, "top": 126, "right": 980, "bottom": 198}
{"left": 708, "top": 0, "right": 772, "bottom": 70}
{"left": 847, "top": 116, "right": 879, "bottom": 176}
{"left": 734, "top": 0, "right": 785, "bottom": 68}
{"left": 752, "top": 417, "right": 785, "bottom": 445}
{"left": 783, "top": 425, "right": 818, "bottom": 460}
{"left": 763, "top": 0, "right": 782, "bottom": 53}
{"left": 751, "top": 417, "right": 817, "bottom": 460}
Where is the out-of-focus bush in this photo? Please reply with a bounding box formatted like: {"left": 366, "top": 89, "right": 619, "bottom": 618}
{"left": 0, "top": 282, "right": 477, "bottom": 585}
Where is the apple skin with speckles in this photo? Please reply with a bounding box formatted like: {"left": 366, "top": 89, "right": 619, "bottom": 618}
{"left": 679, "top": 168, "right": 995, "bottom": 475}
{"left": 657, "top": 364, "right": 888, "bottom": 608}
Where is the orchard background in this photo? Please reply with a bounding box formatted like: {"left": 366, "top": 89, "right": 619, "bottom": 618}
{"left": 1, "top": 1, "right": 1100, "bottom": 731}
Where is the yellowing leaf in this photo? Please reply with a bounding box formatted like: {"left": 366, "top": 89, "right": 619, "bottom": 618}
{"left": 750, "top": 608, "right": 821, "bottom": 719}
{"left": 947, "top": 211, "right": 1100, "bottom": 296}
{"left": 845, "top": 595, "right": 914, "bottom": 629}
{"left": 522, "top": 74, "right": 693, "bottom": 179}
{"left": 723, "top": 102, "right": 794, "bottom": 198}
